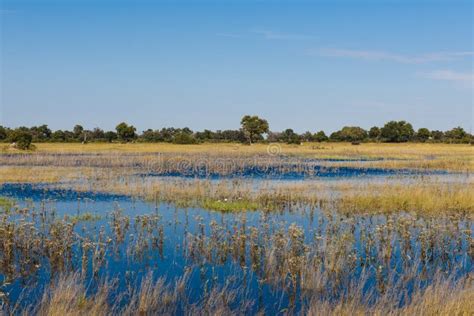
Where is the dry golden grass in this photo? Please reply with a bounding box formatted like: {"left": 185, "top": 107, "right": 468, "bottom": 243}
{"left": 0, "top": 142, "right": 472, "bottom": 215}
{"left": 63, "top": 175, "right": 474, "bottom": 215}
{"left": 335, "top": 182, "right": 474, "bottom": 215}
{"left": 3, "top": 142, "right": 470, "bottom": 171}
{"left": 0, "top": 166, "right": 102, "bottom": 184}
{"left": 306, "top": 276, "right": 474, "bottom": 315}
{"left": 13, "top": 271, "right": 473, "bottom": 316}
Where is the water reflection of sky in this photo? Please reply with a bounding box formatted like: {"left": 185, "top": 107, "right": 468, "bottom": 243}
{"left": 0, "top": 182, "right": 472, "bottom": 313}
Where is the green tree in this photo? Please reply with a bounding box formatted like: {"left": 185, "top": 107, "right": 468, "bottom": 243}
{"left": 416, "top": 128, "right": 431, "bottom": 142}
{"left": 31, "top": 124, "right": 52, "bottom": 141}
{"left": 90, "top": 128, "right": 105, "bottom": 141}
{"left": 240, "top": 115, "right": 269, "bottom": 144}
{"left": 380, "top": 121, "right": 414, "bottom": 142}
{"left": 115, "top": 122, "right": 137, "bottom": 142}
{"left": 0, "top": 126, "right": 7, "bottom": 141}
{"left": 368, "top": 126, "right": 381, "bottom": 140}
{"left": 444, "top": 127, "right": 467, "bottom": 140}
{"left": 73, "top": 125, "right": 84, "bottom": 140}
{"left": 313, "top": 131, "right": 328, "bottom": 142}
{"left": 338, "top": 126, "right": 368, "bottom": 142}
{"left": 51, "top": 130, "right": 67, "bottom": 142}
{"left": 301, "top": 131, "right": 314, "bottom": 142}
{"left": 104, "top": 131, "right": 117, "bottom": 143}
{"left": 282, "top": 129, "right": 301, "bottom": 144}
{"left": 9, "top": 129, "right": 33, "bottom": 150}
{"left": 431, "top": 130, "right": 444, "bottom": 141}
{"left": 195, "top": 129, "right": 215, "bottom": 142}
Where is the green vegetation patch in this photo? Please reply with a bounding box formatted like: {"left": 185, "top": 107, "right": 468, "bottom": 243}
{"left": 202, "top": 198, "right": 260, "bottom": 212}
{"left": 0, "top": 197, "right": 15, "bottom": 213}
{"left": 67, "top": 212, "right": 102, "bottom": 224}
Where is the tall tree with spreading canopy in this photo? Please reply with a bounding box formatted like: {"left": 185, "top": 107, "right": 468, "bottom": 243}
{"left": 380, "top": 121, "right": 414, "bottom": 142}
{"left": 240, "top": 115, "right": 269, "bottom": 144}
{"left": 115, "top": 122, "right": 137, "bottom": 142}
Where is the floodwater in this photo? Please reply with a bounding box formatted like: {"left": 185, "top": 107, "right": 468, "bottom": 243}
{"left": 1, "top": 177, "right": 472, "bottom": 314}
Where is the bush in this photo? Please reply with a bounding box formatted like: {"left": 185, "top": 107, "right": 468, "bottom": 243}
{"left": 173, "top": 132, "right": 196, "bottom": 144}
{"left": 9, "top": 130, "right": 33, "bottom": 150}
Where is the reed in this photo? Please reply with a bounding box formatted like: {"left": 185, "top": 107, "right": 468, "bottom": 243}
{"left": 0, "top": 199, "right": 471, "bottom": 314}
{"left": 0, "top": 142, "right": 472, "bottom": 314}
{"left": 64, "top": 177, "right": 473, "bottom": 215}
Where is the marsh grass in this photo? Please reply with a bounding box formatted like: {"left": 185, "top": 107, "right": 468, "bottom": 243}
{"left": 5, "top": 271, "right": 472, "bottom": 315}
{"left": 0, "top": 202, "right": 471, "bottom": 314}
{"left": 0, "top": 166, "right": 100, "bottom": 184}
{"left": 0, "top": 142, "right": 472, "bottom": 173}
{"left": 0, "top": 198, "right": 14, "bottom": 213}
{"left": 64, "top": 177, "right": 474, "bottom": 215}
{"left": 305, "top": 274, "right": 474, "bottom": 315}
{"left": 66, "top": 212, "right": 102, "bottom": 224}
{"left": 334, "top": 182, "right": 474, "bottom": 215}
{"left": 0, "top": 142, "right": 472, "bottom": 314}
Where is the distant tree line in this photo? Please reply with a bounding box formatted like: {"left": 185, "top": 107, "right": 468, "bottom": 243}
{"left": 0, "top": 116, "right": 472, "bottom": 150}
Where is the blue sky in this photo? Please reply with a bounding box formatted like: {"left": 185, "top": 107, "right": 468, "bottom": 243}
{"left": 1, "top": 0, "right": 472, "bottom": 133}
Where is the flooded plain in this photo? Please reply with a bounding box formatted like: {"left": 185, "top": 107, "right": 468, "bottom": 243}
{"left": 1, "top": 169, "right": 472, "bottom": 314}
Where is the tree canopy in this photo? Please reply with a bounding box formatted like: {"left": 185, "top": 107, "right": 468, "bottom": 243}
{"left": 0, "top": 117, "right": 472, "bottom": 148}
{"left": 115, "top": 122, "right": 137, "bottom": 142}
{"left": 240, "top": 115, "right": 269, "bottom": 144}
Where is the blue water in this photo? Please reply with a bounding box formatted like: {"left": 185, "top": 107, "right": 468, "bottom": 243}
{"left": 0, "top": 183, "right": 129, "bottom": 202}
{"left": 0, "top": 183, "right": 472, "bottom": 314}
{"left": 137, "top": 165, "right": 447, "bottom": 180}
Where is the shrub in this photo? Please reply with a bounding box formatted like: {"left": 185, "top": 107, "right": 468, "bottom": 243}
{"left": 9, "top": 130, "right": 33, "bottom": 150}
{"left": 173, "top": 132, "right": 197, "bottom": 144}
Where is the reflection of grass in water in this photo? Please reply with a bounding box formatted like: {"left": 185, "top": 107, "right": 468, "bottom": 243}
{"left": 1, "top": 143, "right": 472, "bottom": 313}
{"left": 18, "top": 270, "right": 473, "bottom": 315}
{"left": 0, "top": 203, "right": 471, "bottom": 314}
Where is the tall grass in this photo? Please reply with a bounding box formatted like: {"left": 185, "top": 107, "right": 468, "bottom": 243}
{"left": 1, "top": 201, "right": 470, "bottom": 314}
{"left": 65, "top": 177, "right": 474, "bottom": 215}
{"left": 4, "top": 271, "right": 471, "bottom": 315}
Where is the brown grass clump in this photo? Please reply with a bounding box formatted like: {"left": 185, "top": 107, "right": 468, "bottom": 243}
{"left": 30, "top": 274, "right": 111, "bottom": 316}
{"left": 335, "top": 182, "right": 474, "bottom": 215}
{"left": 306, "top": 275, "right": 474, "bottom": 315}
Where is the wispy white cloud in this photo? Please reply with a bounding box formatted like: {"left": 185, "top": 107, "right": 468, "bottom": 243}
{"left": 315, "top": 48, "right": 473, "bottom": 64}
{"left": 422, "top": 70, "right": 474, "bottom": 82}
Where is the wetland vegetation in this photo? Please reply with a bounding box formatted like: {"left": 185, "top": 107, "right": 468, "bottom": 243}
{"left": 0, "top": 142, "right": 472, "bottom": 315}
